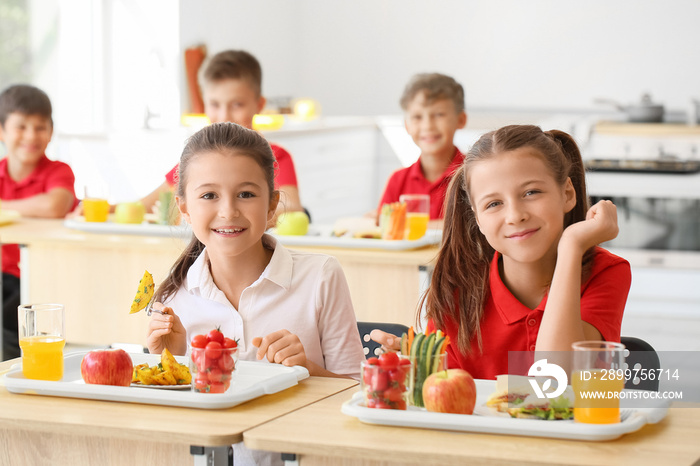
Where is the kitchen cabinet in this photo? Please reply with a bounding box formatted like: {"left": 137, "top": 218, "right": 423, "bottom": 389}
{"left": 262, "top": 118, "right": 401, "bottom": 224}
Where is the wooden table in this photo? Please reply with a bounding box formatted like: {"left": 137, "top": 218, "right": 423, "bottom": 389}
{"left": 0, "top": 218, "right": 438, "bottom": 346}
{"left": 0, "top": 359, "right": 358, "bottom": 466}
{"left": 244, "top": 389, "right": 700, "bottom": 466}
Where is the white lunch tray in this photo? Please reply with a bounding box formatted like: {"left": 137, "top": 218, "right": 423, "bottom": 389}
{"left": 271, "top": 226, "right": 442, "bottom": 251}
{"left": 64, "top": 217, "right": 191, "bottom": 238}
{"left": 341, "top": 379, "right": 670, "bottom": 441}
{"left": 3, "top": 351, "right": 309, "bottom": 410}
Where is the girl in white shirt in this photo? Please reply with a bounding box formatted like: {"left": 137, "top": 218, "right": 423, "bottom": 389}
{"left": 146, "top": 122, "right": 364, "bottom": 380}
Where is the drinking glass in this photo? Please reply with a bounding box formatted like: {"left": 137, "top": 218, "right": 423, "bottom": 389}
{"left": 83, "top": 185, "right": 110, "bottom": 222}
{"left": 18, "top": 304, "right": 65, "bottom": 381}
{"left": 572, "top": 341, "right": 625, "bottom": 424}
{"left": 399, "top": 194, "right": 430, "bottom": 240}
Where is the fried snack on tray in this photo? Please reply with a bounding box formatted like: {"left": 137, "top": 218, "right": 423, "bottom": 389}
{"left": 132, "top": 348, "right": 191, "bottom": 386}
{"left": 129, "top": 270, "right": 155, "bottom": 314}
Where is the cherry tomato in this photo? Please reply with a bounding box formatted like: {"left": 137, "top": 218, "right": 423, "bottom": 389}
{"left": 194, "top": 375, "right": 209, "bottom": 392}
{"left": 378, "top": 352, "right": 399, "bottom": 369}
{"left": 383, "top": 387, "right": 403, "bottom": 403}
{"left": 223, "top": 379, "right": 231, "bottom": 391}
{"left": 371, "top": 371, "right": 389, "bottom": 392}
{"left": 208, "top": 382, "right": 225, "bottom": 394}
{"left": 388, "top": 368, "right": 406, "bottom": 384}
{"left": 362, "top": 367, "right": 374, "bottom": 386}
{"left": 366, "top": 357, "right": 379, "bottom": 366}
{"left": 375, "top": 400, "right": 392, "bottom": 409}
{"left": 204, "top": 341, "right": 223, "bottom": 359}
{"left": 222, "top": 338, "right": 238, "bottom": 349}
{"left": 207, "top": 328, "right": 225, "bottom": 345}
{"left": 207, "top": 367, "right": 223, "bottom": 383}
{"left": 399, "top": 357, "right": 411, "bottom": 365}
{"left": 395, "top": 399, "right": 407, "bottom": 410}
{"left": 218, "top": 352, "right": 235, "bottom": 372}
{"left": 190, "top": 334, "right": 208, "bottom": 349}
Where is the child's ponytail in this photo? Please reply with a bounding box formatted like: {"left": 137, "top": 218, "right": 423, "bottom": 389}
{"left": 154, "top": 237, "right": 205, "bottom": 304}
{"left": 424, "top": 164, "right": 493, "bottom": 354}
{"left": 544, "top": 129, "right": 596, "bottom": 274}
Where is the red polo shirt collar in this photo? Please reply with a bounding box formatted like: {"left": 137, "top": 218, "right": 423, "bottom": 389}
{"left": 489, "top": 251, "right": 548, "bottom": 325}
{"left": 407, "top": 146, "right": 463, "bottom": 188}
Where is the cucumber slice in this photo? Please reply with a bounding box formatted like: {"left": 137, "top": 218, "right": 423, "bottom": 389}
{"left": 400, "top": 332, "right": 408, "bottom": 356}
{"left": 410, "top": 333, "right": 425, "bottom": 361}
{"left": 410, "top": 333, "right": 425, "bottom": 406}
{"left": 422, "top": 333, "right": 436, "bottom": 376}
{"left": 431, "top": 337, "right": 445, "bottom": 373}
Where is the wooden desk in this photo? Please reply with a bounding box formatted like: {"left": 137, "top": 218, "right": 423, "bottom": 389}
{"left": 0, "top": 358, "right": 358, "bottom": 466}
{"left": 244, "top": 390, "right": 700, "bottom": 466}
{"left": 1, "top": 218, "right": 438, "bottom": 346}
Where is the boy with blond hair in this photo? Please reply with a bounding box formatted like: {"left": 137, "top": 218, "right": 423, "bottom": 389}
{"left": 0, "top": 84, "right": 77, "bottom": 359}
{"left": 377, "top": 73, "right": 467, "bottom": 221}
{"left": 142, "top": 50, "right": 303, "bottom": 219}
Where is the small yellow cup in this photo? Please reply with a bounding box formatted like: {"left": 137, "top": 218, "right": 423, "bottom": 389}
{"left": 83, "top": 198, "right": 110, "bottom": 222}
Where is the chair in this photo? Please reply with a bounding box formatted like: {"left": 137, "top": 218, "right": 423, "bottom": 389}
{"left": 621, "top": 336, "right": 660, "bottom": 391}
{"left": 357, "top": 321, "right": 409, "bottom": 359}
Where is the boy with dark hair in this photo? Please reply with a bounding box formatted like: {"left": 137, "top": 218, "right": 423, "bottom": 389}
{"left": 142, "top": 50, "right": 303, "bottom": 219}
{"left": 377, "top": 73, "right": 467, "bottom": 221}
{"left": 0, "top": 84, "right": 77, "bottom": 360}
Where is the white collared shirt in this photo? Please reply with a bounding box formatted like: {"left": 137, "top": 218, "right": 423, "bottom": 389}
{"left": 166, "top": 234, "right": 364, "bottom": 380}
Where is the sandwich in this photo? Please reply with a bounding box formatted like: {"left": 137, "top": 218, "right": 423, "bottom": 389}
{"left": 486, "top": 375, "right": 574, "bottom": 420}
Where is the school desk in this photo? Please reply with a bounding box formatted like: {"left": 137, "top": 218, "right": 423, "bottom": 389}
{"left": 0, "top": 358, "right": 358, "bottom": 466}
{"left": 0, "top": 218, "right": 438, "bottom": 347}
{"left": 244, "top": 389, "right": 700, "bottom": 466}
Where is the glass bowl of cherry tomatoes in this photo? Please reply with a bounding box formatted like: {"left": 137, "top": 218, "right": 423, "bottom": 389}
{"left": 189, "top": 328, "right": 239, "bottom": 394}
{"left": 361, "top": 352, "right": 413, "bottom": 410}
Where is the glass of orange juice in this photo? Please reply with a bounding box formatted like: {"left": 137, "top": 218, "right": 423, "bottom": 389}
{"left": 18, "top": 303, "right": 65, "bottom": 381}
{"left": 83, "top": 198, "right": 110, "bottom": 222}
{"left": 399, "top": 194, "right": 430, "bottom": 240}
{"left": 572, "top": 341, "right": 625, "bottom": 424}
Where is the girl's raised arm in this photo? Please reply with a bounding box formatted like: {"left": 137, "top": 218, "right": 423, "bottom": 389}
{"left": 536, "top": 200, "right": 621, "bottom": 352}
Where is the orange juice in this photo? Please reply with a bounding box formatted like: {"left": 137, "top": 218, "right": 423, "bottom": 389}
{"left": 19, "top": 336, "right": 65, "bottom": 381}
{"left": 83, "top": 198, "right": 110, "bottom": 222}
{"left": 572, "top": 369, "right": 624, "bottom": 424}
{"left": 405, "top": 212, "right": 429, "bottom": 240}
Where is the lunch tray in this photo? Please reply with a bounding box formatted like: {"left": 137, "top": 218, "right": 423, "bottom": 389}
{"left": 2, "top": 351, "right": 309, "bottom": 410}
{"left": 271, "top": 226, "right": 442, "bottom": 251}
{"left": 64, "top": 217, "right": 191, "bottom": 238}
{"left": 341, "top": 379, "right": 670, "bottom": 441}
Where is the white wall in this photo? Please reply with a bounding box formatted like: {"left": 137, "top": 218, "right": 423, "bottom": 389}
{"left": 179, "top": 0, "right": 700, "bottom": 116}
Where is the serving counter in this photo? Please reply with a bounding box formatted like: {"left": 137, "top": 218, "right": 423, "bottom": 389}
{"left": 0, "top": 218, "right": 438, "bottom": 346}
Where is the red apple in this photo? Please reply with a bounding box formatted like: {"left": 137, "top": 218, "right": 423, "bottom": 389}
{"left": 81, "top": 349, "right": 134, "bottom": 386}
{"left": 422, "top": 369, "right": 477, "bottom": 414}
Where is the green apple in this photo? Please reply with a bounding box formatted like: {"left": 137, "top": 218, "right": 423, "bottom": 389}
{"left": 276, "top": 211, "right": 310, "bottom": 236}
{"left": 114, "top": 201, "right": 146, "bottom": 224}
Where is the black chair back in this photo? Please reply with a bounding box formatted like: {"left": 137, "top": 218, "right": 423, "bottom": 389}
{"left": 357, "top": 321, "right": 409, "bottom": 359}
{"left": 621, "top": 336, "right": 660, "bottom": 391}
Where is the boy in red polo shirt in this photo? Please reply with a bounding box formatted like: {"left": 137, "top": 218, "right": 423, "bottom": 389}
{"left": 141, "top": 50, "right": 303, "bottom": 222}
{"left": 0, "top": 84, "right": 77, "bottom": 360}
{"left": 377, "top": 73, "right": 467, "bottom": 222}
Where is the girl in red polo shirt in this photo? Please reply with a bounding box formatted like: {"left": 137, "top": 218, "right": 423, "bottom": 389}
{"left": 373, "top": 125, "right": 631, "bottom": 380}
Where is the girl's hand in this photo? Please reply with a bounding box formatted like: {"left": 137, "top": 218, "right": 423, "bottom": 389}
{"left": 146, "top": 303, "right": 187, "bottom": 356}
{"left": 252, "top": 330, "right": 306, "bottom": 368}
{"left": 369, "top": 329, "right": 401, "bottom": 352}
{"left": 561, "top": 199, "right": 619, "bottom": 253}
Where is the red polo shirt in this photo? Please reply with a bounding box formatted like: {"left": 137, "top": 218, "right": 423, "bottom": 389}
{"left": 165, "top": 143, "right": 298, "bottom": 189}
{"left": 428, "top": 247, "right": 630, "bottom": 380}
{"left": 0, "top": 155, "right": 77, "bottom": 277}
{"left": 377, "top": 147, "right": 463, "bottom": 219}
